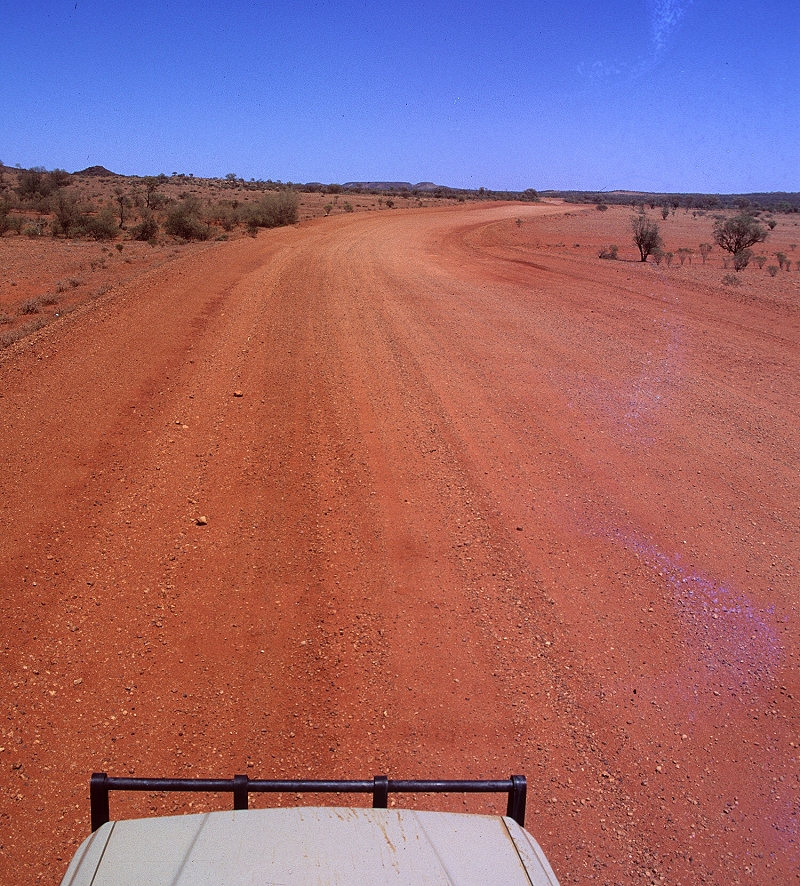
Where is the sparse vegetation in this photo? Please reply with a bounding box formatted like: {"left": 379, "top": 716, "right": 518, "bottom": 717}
{"left": 631, "top": 214, "right": 662, "bottom": 262}
{"left": 699, "top": 243, "right": 713, "bottom": 264}
{"left": 598, "top": 244, "right": 618, "bottom": 260}
{"left": 722, "top": 273, "right": 741, "bottom": 286}
{"left": 165, "top": 197, "right": 211, "bottom": 240}
{"left": 767, "top": 265, "right": 779, "bottom": 277}
{"left": 19, "top": 297, "right": 42, "bottom": 315}
{"left": 713, "top": 214, "right": 768, "bottom": 271}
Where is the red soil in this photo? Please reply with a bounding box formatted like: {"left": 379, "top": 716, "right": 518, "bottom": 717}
{"left": 1, "top": 203, "right": 798, "bottom": 885}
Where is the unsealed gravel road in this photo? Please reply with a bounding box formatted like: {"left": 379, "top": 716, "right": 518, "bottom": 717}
{"left": 1, "top": 203, "right": 798, "bottom": 884}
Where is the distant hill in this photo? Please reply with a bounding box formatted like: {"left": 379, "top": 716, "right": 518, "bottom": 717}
{"left": 74, "top": 165, "right": 120, "bottom": 177}
{"left": 343, "top": 181, "right": 441, "bottom": 192}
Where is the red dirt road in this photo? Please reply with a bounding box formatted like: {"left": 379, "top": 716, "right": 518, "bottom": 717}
{"left": 1, "top": 203, "right": 798, "bottom": 884}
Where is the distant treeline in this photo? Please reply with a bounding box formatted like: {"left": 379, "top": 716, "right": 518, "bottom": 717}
{"left": 542, "top": 190, "right": 800, "bottom": 214}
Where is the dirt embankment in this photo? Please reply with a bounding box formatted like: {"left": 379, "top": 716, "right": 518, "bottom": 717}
{"left": 1, "top": 203, "right": 798, "bottom": 885}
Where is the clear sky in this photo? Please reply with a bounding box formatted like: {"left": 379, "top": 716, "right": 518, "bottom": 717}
{"left": 1, "top": 0, "right": 797, "bottom": 193}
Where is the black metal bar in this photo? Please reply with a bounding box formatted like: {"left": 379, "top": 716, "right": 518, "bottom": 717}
{"left": 506, "top": 774, "right": 527, "bottom": 827}
{"left": 372, "top": 774, "right": 389, "bottom": 808}
{"left": 388, "top": 779, "right": 513, "bottom": 794}
{"left": 90, "top": 772, "right": 110, "bottom": 831}
{"left": 233, "top": 774, "right": 249, "bottom": 811}
{"left": 88, "top": 774, "right": 527, "bottom": 831}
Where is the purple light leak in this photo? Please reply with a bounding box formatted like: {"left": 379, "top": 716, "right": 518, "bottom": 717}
{"left": 614, "top": 529, "right": 781, "bottom": 687}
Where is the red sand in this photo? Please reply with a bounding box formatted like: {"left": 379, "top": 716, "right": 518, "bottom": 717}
{"left": 1, "top": 202, "right": 798, "bottom": 884}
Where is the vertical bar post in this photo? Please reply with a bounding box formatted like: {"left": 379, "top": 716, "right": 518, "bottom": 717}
{"left": 372, "top": 775, "right": 389, "bottom": 809}
{"left": 90, "top": 772, "right": 110, "bottom": 832}
{"left": 233, "top": 774, "right": 249, "bottom": 811}
{"left": 506, "top": 774, "right": 526, "bottom": 827}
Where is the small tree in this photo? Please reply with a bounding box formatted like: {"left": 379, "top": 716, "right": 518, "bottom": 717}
{"left": 142, "top": 175, "right": 166, "bottom": 210}
{"left": 713, "top": 214, "right": 767, "bottom": 257}
{"left": 699, "top": 242, "right": 713, "bottom": 264}
{"left": 754, "top": 255, "right": 767, "bottom": 269}
{"left": 51, "top": 192, "right": 85, "bottom": 238}
{"left": 632, "top": 214, "right": 662, "bottom": 262}
{"left": 114, "top": 188, "right": 130, "bottom": 228}
{"left": 775, "top": 252, "right": 788, "bottom": 270}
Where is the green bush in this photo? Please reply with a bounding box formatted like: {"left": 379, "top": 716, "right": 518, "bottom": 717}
{"left": 51, "top": 193, "right": 86, "bottom": 238}
{"left": 83, "top": 207, "right": 118, "bottom": 240}
{"left": 132, "top": 212, "right": 159, "bottom": 241}
{"left": 713, "top": 214, "right": 768, "bottom": 256}
{"left": 246, "top": 191, "right": 299, "bottom": 228}
{"left": 165, "top": 198, "right": 210, "bottom": 240}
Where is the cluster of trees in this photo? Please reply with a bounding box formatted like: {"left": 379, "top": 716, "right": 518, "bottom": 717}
{"left": 551, "top": 189, "right": 800, "bottom": 214}
{"left": 627, "top": 212, "right": 770, "bottom": 271}
{"left": 0, "top": 166, "right": 299, "bottom": 242}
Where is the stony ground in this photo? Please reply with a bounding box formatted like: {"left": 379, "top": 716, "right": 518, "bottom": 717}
{"left": 1, "top": 202, "right": 798, "bottom": 885}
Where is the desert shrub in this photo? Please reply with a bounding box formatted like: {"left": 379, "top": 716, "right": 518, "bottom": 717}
{"left": 244, "top": 191, "right": 299, "bottom": 229}
{"left": 1, "top": 317, "right": 46, "bottom": 347}
{"left": 51, "top": 193, "right": 87, "bottom": 238}
{"left": 0, "top": 197, "right": 10, "bottom": 235}
{"left": 132, "top": 212, "right": 159, "bottom": 241}
{"left": 767, "top": 265, "right": 779, "bottom": 277}
{"left": 732, "top": 248, "right": 753, "bottom": 271}
{"left": 722, "top": 273, "right": 741, "bottom": 286}
{"left": 651, "top": 248, "right": 664, "bottom": 265}
{"left": 165, "top": 198, "right": 210, "bottom": 240}
{"left": 677, "top": 247, "right": 693, "bottom": 265}
{"left": 714, "top": 214, "right": 768, "bottom": 256}
{"left": 775, "top": 252, "right": 787, "bottom": 270}
{"left": 343, "top": 202, "right": 354, "bottom": 213}
{"left": 595, "top": 203, "right": 608, "bottom": 211}
{"left": 767, "top": 218, "right": 777, "bottom": 229}
{"left": 664, "top": 251, "right": 674, "bottom": 267}
{"left": 16, "top": 168, "right": 50, "bottom": 199}
{"left": 785, "top": 260, "right": 792, "bottom": 272}
{"left": 83, "top": 207, "right": 118, "bottom": 240}
{"left": 598, "top": 244, "right": 618, "bottom": 260}
{"left": 39, "top": 293, "right": 59, "bottom": 306}
{"left": 754, "top": 255, "right": 766, "bottom": 269}
{"left": 24, "top": 219, "right": 45, "bottom": 237}
{"left": 19, "top": 297, "right": 41, "bottom": 314}
{"left": 631, "top": 214, "right": 662, "bottom": 261}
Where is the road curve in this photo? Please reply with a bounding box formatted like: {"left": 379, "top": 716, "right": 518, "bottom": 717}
{"left": 1, "top": 203, "right": 797, "bottom": 884}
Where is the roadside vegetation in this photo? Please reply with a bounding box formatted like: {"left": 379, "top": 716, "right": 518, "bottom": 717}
{"left": 0, "top": 164, "right": 542, "bottom": 247}
{"left": 0, "top": 165, "right": 303, "bottom": 245}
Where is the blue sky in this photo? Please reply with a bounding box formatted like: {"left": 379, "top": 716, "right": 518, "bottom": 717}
{"left": 1, "top": 0, "right": 797, "bottom": 192}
